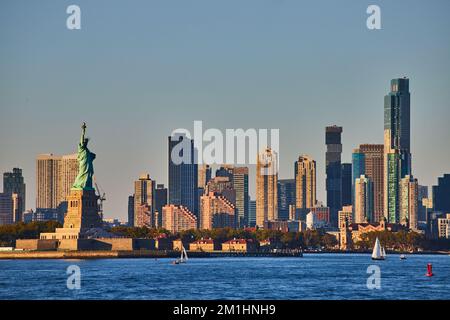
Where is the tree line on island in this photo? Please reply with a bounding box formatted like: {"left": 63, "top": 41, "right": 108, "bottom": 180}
{"left": 1, "top": 221, "right": 449, "bottom": 252}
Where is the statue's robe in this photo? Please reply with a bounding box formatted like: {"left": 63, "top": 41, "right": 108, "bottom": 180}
{"left": 72, "top": 142, "right": 96, "bottom": 190}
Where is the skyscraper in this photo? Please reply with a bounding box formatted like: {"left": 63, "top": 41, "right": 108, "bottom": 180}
{"left": 338, "top": 205, "right": 353, "bottom": 227}
{"left": 341, "top": 163, "right": 352, "bottom": 207}
{"left": 353, "top": 144, "right": 384, "bottom": 222}
{"left": 432, "top": 174, "right": 450, "bottom": 213}
{"left": 127, "top": 195, "right": 134, "bottom": 227}
{"left": 3, "top": 168, "right": 26, "bottom": 221}
{"left": 384, "top": 78, "right": 411, "bottom": 168}
{"left": 215, "top": 165, "right": 233, "bottom": 180}
{"left": 206, "top": 176, "right": 236, "bottom": 205}
{"left": 354, "top": 175, "right": 374, "bottom": 223}
{"left": 162, "top": 204, "right": 197, "bottom": 233}
{"left": 216, "top": 166, "right": 249, "bottom": 227}
{"left": 384, "top": 78, "right": 411, "bottom": 223}
{"left": 231, "top": 167, "right": 249, "bottom": 228}
{"left": 134, "top": 173, "right": 155, "bottom": 227}
{"left": 256, "top": 148, "right": 278, "bottom": 227}
{"left": 200, "top": 192, "right": 236, "bottom": 229}
{"left": 36, "top": 154, "right": 60, "bottom": 210}
{"left": 417, "top": 185, "right": 428, "bottom": 222}
{"left": 0, "top": 193, "right": 14, "bottom": 225}
{"left": 36, "top": 153, "right": 78, "bottom": 214}
{"left": 168, "top": 134, "right": 198, "bottom": 216}
{"left": 134, "top": 203, "right": 152, "bottom": 228}
{"left": 352, "top": 149, "right": 365, "bottom": 186}
{"left": 198, "top": 164, "right": 212, "bottom": 188}
{"left": 58, "top": 154, "right": 78, "bottom": 208}
{"left": 154, "top": 184, "right": 168, "bottom": 228}
{"left": 249, "top": 200, "right": 256, "bottom": 227}
{"left": 385, "top": 150, "right": 401, "bottom": 223}
{"left": 11, "top": 193, "right": 20, "bottom": 223}
{"left": 295, "top": 155, "right": 316, "bottom": 215}
{"left": 325, "top": 126, "right": 343, "bottom": 227}
{"left": 400, "top": 175, "right": 418, "bottom": 230}
{"left": 277, "top": 179, "right": 295, "bottom": 221}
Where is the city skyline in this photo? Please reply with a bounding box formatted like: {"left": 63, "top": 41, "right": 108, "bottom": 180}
{"left": 1, "top": 75, "right": 450, "bottom": 223}
{"left": 1, "top": 0, "right": 450, "bottom": 221}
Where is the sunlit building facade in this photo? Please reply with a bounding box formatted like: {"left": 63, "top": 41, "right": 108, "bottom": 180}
{"left": 256, "top": 148, "right": 278, "bottom": 227}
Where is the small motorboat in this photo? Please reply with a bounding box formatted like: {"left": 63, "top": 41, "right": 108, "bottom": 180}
{"left": 400, "top": 254, "right": 406, "bottom": 260}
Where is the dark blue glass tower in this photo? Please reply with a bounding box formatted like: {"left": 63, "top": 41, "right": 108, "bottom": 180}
{"left": 277, "top": 179, "right": 295, "bottom": 221}
{"left": 341, "top": 163, "right": 352, "bottom": 207}
{"left": 384, "top": 78, "right": 411, "bottom": 223}
{"left": 352, "top": 150, "right": 365, "bottom": 211}
{"left": 384, "top": 77, "right": 411, "bottom": 180}
{"left": 432, "top": 174, "right": 450, "bottom": 213}
{"left": 326, "top": 125, "right": 343, "bottom": 228}
{"left": 352, "top": 152, "right": 365, "bottom": 184}
{"left": 168, "top": 133, "right": 198, "bottom": 217}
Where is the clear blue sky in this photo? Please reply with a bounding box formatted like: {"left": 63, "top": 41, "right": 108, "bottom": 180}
{"left": 1, "top": 0, "right": 450, "bottom": 221}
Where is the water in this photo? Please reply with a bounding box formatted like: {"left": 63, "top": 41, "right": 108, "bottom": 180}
{"left": 0, "top": 254, "right": 449, "bottom": 300}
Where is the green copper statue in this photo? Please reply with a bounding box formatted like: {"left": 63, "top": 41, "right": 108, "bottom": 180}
{"left": 72, "top": 122, "right": 96, "bottom": 190}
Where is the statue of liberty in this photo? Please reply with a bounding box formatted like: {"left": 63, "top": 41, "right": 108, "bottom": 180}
{"left": 72, "top": 122, "right": 96, "bottom": 190}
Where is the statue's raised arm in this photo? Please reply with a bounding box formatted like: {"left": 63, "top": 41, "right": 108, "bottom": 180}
{"left": 80, "top": 122, "right": 87, "bottom": 146}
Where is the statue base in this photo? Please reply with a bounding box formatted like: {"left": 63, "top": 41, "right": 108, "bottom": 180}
{"left": 39, "top": 189, "right": 103, "bottom": 242}
{"left": 63, "top": 189, "right": 103, "bottom": 229}
{"left": 38, "top": 189, "right": 119, "bottom": 250}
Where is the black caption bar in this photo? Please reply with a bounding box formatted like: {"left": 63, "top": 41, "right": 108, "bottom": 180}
{"left": 1, "top": 300, "right": 450, "bottom": 319}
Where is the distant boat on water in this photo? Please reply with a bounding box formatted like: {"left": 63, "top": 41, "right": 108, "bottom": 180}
{"left": 173, "top": 246, "right": 188, "bottom": 265}
{"left": 372, "top": 237, "right": 386, "bottom": 260}
{"left": 400, "top": 254, "right": 407, "bottom": 260}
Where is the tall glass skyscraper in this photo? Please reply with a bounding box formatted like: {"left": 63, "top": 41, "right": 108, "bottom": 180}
{"left": 326, "top": 126, "right": 343, "bottom": 228}
{"left": 341, "top": 163, "right": 352, "bottom": 207}
{"left": 384, "top": 78, "right": 411, "bottom": 223}
{"left": 354, "top": 175, "right": 374, "bottom": 223}
{"left": 384, "top": 78, "right": 411, "bottom": 159}
{"left": 134, "top": 173, "right": 155, "bottom": 228}
{"left": 154, "top": 184, "right": 168, "bottom": 228}
{"left": 295, "top": 155, "right": 316, "bottom": 212}
{"left": 215, "top": 165, "right": 249, "bottom": 227}
{"left": 249, "top": 199, "right": 256, "bottom": 227}
{"left": 385, "top": 151, "right": 400, "bottom": 223}
{"left": 432, "top": 174, "right": 450, "bottom": 213}
{"left": 3, "top": 168, "right": 26, "bottom": 221}
{"left": 168, "top": 133, "right": 198, "bottom": 217}
{"left": 256, "top": 148, "right": 278, "bottom": 227}
{"left": 400, "top": 175, "right": 418, "bottom": 230}
{"left": 352, "top": 151, "right": 365, "bottom": 185}
{"left": 278, "top": 179, "right": 295, "bottom": 221}
{"left": 232, "top": 167, "right": 249, "bottom": 228}
{"left": 353, "top": 144, "right": 384, "bottom": 222}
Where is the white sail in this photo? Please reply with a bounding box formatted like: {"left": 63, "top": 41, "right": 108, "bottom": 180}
{"left": 183, "top": 247, "right": 188, "bottom": 261}
{"left": 372, "top": 238, "right": 382, "bottom": 259}
{"left": 381, "top": 246, "right": 386, "bottom": 258}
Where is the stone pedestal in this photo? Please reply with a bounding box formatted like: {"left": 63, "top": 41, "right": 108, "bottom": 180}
{"left": 39, "top": 189, "right": 103, "bottom": 247}
{"left": 63, "top": 189, "right": 102, "bottom": 229}
{"left": 35, "top": 189, "right": 157, "bottom": 251}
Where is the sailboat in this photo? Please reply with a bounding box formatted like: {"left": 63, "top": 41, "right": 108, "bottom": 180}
{"left": 371, "top": 237, "right": 385, "bottom": 260}
{"left": 173, "top": 246, "right": 188, "bottom": 265}
{"left": 181, "top": 246, "right": 188, "bottom": 263}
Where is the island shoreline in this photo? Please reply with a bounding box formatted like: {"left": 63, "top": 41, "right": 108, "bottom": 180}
{"left": 0, "top": 249, "right": 448, "bottom": 260}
